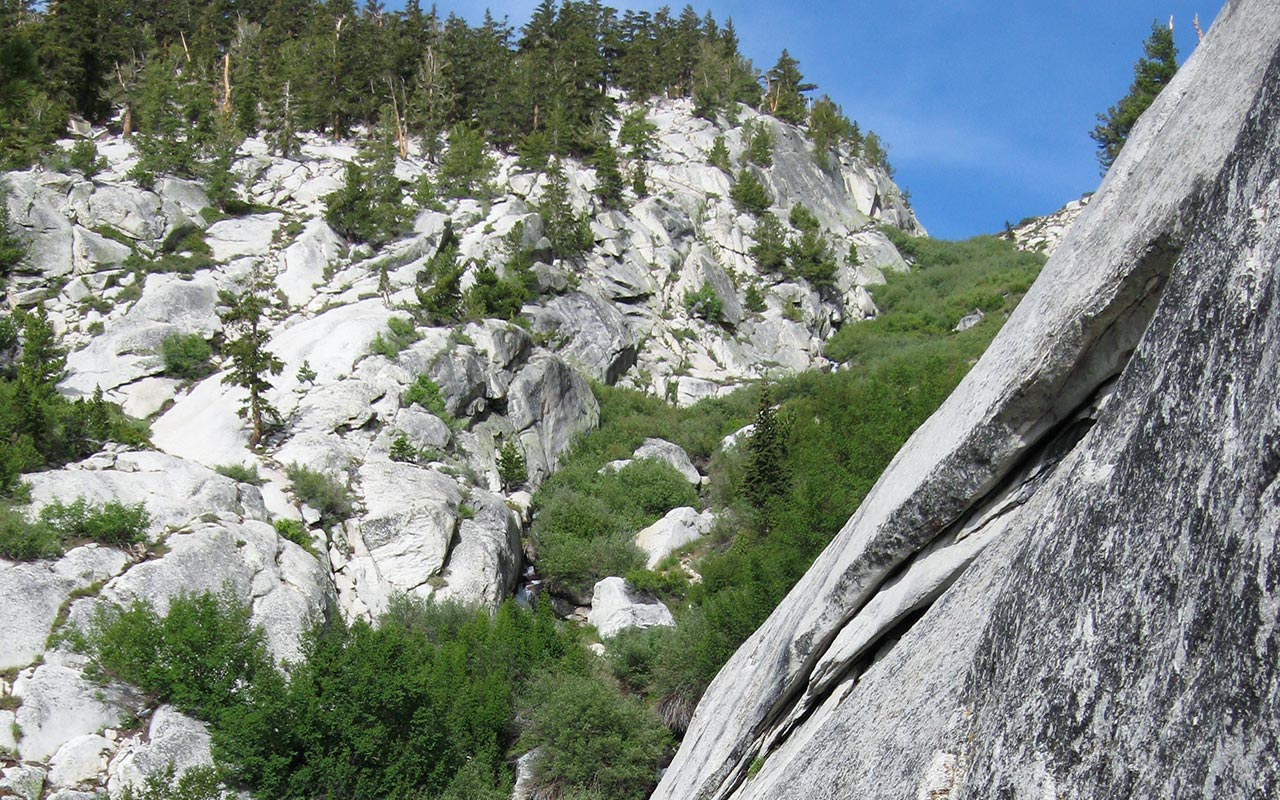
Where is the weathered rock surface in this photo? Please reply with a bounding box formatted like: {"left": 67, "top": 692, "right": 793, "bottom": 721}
{"left": 653, "top": 4, "right": 1280, "bottom": 798}
{"left": 0, "top": 545, "right": 129, "bottom": 671}
{"left": 107, "top": 706, "right": 214, "bottom": 797}
{"left": 634, "top": 507, "right": 715, "bottom": 568}
{"left": 12, "top": 665, "right": 134, "bottom": 762}
{"left": 587, "top": 576, "right": 675, "bottom": 639}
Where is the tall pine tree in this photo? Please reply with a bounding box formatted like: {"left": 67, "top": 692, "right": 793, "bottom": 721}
{"left": 1091, "top": 20, "right": 1178, "bottom": 173}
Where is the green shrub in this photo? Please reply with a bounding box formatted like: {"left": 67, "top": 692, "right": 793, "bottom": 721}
{"left": 215, "top": 463, "right": 263, "bottom": 485}
{"left": 744, "top": 284, "right": 767, "bottom": 312}
{"left": 39, "top": 498, "right": 150, "bottom": 546}
{"left": 78, "top": 589, "right": 274, "bottom": 717}
{"left": 730, "top": 168, "right": 771, "bottom": 216}
{"left": 683, "top": 282, "right": 723, "bottom": 323}
{"left": 0, "top": 504, "right": 63, "bottom": 561}
{"left": 439, "top": 124, "right": 496, "bottom": 199}
{"left": 285, "top": 464, "right": 354, "bottom": 527}
{"left": 743, "top": 119, "right": 774, "bottom": 167}
{"left": 119, "top": 763, "right": 225, "bottom": 800}
{"left": 160, "top": 333, "right": 214, "bottom": 379}
{"left": 323, "top": 161, "right": 410, "bottom": 247}
{"left": 369, "top": 315, "right": 419, "bottom": 358}
{"left": 69, "top": 140, "right": 107, "bottom": 178}
{"left": 216, "top": 598, "right": 572, "bottom": 800}
{"left": 788, "top": 204, "right": 820, "bottom": 232}
{"left": 273, "top": 518, "right": 314, "bottom": 554}
{"left": 749, "top": 212, "right": 788, "bottom": 273}
{"left": 707, "top": 136, "right": 731, "bottom": 172}
{"left": 496, "top": 437, "right": 528, "bottom": 490}
{"left": 402, "top": 374, "right": 448, "bottom": 418}
{"left": 463, "top": 265, "right": 527, "bottom": 322}
{"left": 534, "top": 459, "right": 697, "bottom": 593}
{"left": 389, "top": 432, "right": 421, "bottom": 464}
{"left": 523, "top": 672, "right": 671, "bottom": 800}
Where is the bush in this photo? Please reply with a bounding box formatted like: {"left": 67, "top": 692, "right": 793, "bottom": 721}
{"left": 39, "top": 497, "right": 150, "bottom": 546}
{"left": 216, "top": 599, "right": 572, "bottom": 800}
{"left": 119, "top": 764, "right": 225, "bottom": 800}
{"left": 0, "top": 504, "right": 63, "bottom": 561}
{"left": 215, "top": 463, "right": 263, "bottom": 485}
{"left": 730, "top": 168, "right": 771, "bottom": 216}
{"left": 160, "top": 333, "right": 214, "bottom": 379}
{"left": 402, "top": 374, "right": 449, "bottom": 418}
{"left": 743, "top": 119, "right": 774, "bottom": 167}
{"left": 523, "top": 672, "right": 671, "bottom": 800}
{"left": 683, "top": 282, "right": 723, "bottom": 323}
{"left": 369, "top": 315, "right": 419, "bottom": 358}
{"left": 273, "top": 518, "right": 313, "bottom": 553}
{"left": 496, "top": 437, "right": 528, "bottom": 490}
{"left": 749, "top": 212, "right": 788, "bottom": 273}
{"left": 534, "top": 459, "right": 698, "bottom": 593}
{"left": 78, "top": 589, "right": 275, "bottom": 716}
{"left": 285, "top": 463, "right": 354, "bottom": 527}
{"left": 323, "top": 161, "right": 410, "bottom": 247}
{"left": 707, "top": 136, "right": 731, "bottom": 172}
{"left": 69, "top": 140, "right": 107, "bottom": 178}
{"left": 439, "top": 124, "right": 496, "bottom": 199}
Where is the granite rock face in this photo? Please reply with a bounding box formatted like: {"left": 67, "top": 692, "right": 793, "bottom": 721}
{"left": 653, "top": 3, "right": 1280, "bottom": 798}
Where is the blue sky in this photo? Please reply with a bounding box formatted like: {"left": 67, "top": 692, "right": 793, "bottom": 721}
{"left": 394, "top": 1, "right": 1223, "bottom": 239}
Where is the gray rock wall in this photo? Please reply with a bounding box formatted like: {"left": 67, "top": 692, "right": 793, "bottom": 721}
{"left": 652, "top": 2, "right": 1280, "bottom": 797}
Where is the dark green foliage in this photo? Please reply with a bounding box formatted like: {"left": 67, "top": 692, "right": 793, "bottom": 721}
{"left": 0, "top": 309, "right": 148, "bottom": 496}
{"left": 742, "top": 119, "right": 774, "bottom": 167}
{"left": 216, "top": 597, "right": 573, "bottom": 800}
{"left": 497, "top": 436, "right": 529, "bottom": 490}
{"left": 39, "top": 497, "right": 150, "bottom": 546}
{"left": 80, "top": 589, "right": 275, "bottom": 716}
{"left": 0, "top": 186, "right": 26, "bottom": 281}
{"left": 590, "top": 143, "right": 625, "bottom": 209}
{"left": 285, "top": 463, "right": 354, "bottom": 527}
{"left": 787, "top": 227, "right": 837, "bottom": 288}
{"left": 807, "top": 95, "right": 859, "bottom": 168}
{"left": 439, "top": 123, "right": 496, "bottom": 199}
{"left": 534, "top": 457, "right": 698, "bottom": 593}
{"left": 369, "top": 315, "right": 419, "bottom": 359}
{"left": 683, "top": 282, "right": 723, "bottom": 322}
{"left": 402, "top": 374, "right": 448, "bottom": 418}
{"left": 763, "top": 50, "right": 814, "bottom": 125}
{"left": 862, "top": 130, "right": 891, "bottom": 174}
{"left": 416, "top": 243, "right": 466, "bottom": 324}
{"left": 517, "top": 130, "right": 552, "bottom": 172}
{"left": 1091, "top": 21, "right": 1179, "bottom": 173}
{"left": 523, "top": 672, "right": 671, "bottom": 800}
{"left": 119, "top": 763, "right": 225, "bottom": 800}
{"left": 159, "top": 333, "right": 213, "bottom": 380}
{"left": 215, "top": 463, "right": 263, "bottom": 486}
{"left": 0, "top": 504, "right": 63, "bottom": 561}
{"left": 744, "top": 283, "right": 767, "bottom": 313}
{"left": 464, "top": 265, "right": 528, "bottom": 322}
{"left": 742, "top": 387, "right": 789, "bottom": 511}
{"left": 389, "top": 432, "right": 422, "bottom": 464}
{"left": 273, "top": 518, "right": 313, "bottom": 553}
{"left": 539, "top": 161, "right": 594, "bottom": 260}
{"left": 68, "top": 140, "right": 106, "bottom": 177}
{"left": 618, "top": 108, "right": 657, "bottom": 160}
{"left": 788, "top": 204, "right": 819, "bottom": 232}
{"left": 0, "top": 17, "right": 61, "bottom": 169}
{"left": 323, "top": 160, "right": 410, "bottom": 248}
{"left": 217, "top": 284, "right": 282, "bottom": 449}
{"left": 730, "top": 168, "right": 770, "bottom": 215}
{"left": 707, "top": 135, "right": 731, "bottom": 173}
{"left": 748, "top": 212, "right": 787, "bottom": 272}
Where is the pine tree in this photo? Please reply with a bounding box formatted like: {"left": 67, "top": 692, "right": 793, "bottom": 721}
{"left": 743, "top": 386, "right": 789, "bottom": 511}
{"left": 1091, "top": 20, "right": 1179, "bottom": 174}
{"left": 764, "top": 50, "right": 814, "bottom": 125}
{"left": 218, "top": 283, "right": 284, "bottom": 449}
{"left": 496, "top": 436, "right": 528, "bottom": 490}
